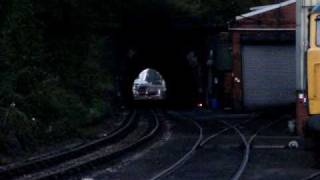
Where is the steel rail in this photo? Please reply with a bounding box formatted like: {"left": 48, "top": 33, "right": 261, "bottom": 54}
{"left": 231, "top": 116, "right": 287, "bottom": 180}
{"left": 31, "top": 109, "right": 160, "bottom": 180}
{"left": 200, "top": 117, "right": 256, "bottom": 147}
{"left": 151, "top": 112, "right": 256, "bottom": 180}
{"left": 0, "top": 110, "right": 138, "bottom": 179}
{"left": 301, "top": 172, "right": 320, "bottom": 180}
{"left": 150, "top": 114, "right": 203, "bottom": 180}
{"left": 171, "top": 112, "right": 287, "bottom": 180}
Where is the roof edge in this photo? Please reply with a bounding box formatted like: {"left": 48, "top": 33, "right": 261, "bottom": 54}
{"left": 236, "top": 0, "right": 296, "bottom": 21}
{"left": 229, "top": 27, "right": 296, "bottom": 31}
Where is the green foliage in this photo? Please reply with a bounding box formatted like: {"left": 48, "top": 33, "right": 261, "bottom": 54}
{"left": 116, "top": 0, "right": 276, "bottom": 26}
{"left": 0, "top": 132, "right": 6, "bottom": 153}
{"left": 0, "top": 0, "right": 117, "bottom": 153}
{"left": 0, "top": 0, "right": 276, "bottom": 154}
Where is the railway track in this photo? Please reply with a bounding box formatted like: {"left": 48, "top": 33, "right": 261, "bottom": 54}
{"left": 149, "top": 112, "right": 256, "bottom": 180}
{"left": 229, "top": 115, "right": 288, "bottom": 180}
{"left": 301, "top": 171, "right": 320, "bottom": 180}
{"left": 150, "top": 112, "right": 203, "bottom": 180}
{"left": 151, "top": 111, "right": 290, "bottom": 180}
{"left": 0, "top": 109, "right": 160, "bottom": 180}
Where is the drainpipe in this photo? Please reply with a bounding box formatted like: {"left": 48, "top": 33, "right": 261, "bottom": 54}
{"left": 296, "top": 0, "right": 310, "bottom": 136}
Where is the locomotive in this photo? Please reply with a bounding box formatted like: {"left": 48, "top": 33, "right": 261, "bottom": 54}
{"left": 306, "top": 4, "right": 320, "bottom": 135}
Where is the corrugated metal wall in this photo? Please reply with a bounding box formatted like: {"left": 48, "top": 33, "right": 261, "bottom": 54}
{"left": 242, "top": 45, "right": 296, "bottom": 109}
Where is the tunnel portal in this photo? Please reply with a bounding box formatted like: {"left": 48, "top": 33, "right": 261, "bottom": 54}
{"left": 119, "top": 27, "right": 210, "bottom": 108}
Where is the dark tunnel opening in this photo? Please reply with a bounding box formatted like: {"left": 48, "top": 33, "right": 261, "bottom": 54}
{"left": 118, "top": 28, "right": 207, "bottom": 108}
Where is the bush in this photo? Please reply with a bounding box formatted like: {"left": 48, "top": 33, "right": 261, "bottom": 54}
{"left": 0, "top": 0, "right": 117, "bottom": 154}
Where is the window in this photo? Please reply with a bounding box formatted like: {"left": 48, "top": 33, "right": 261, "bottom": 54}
{"left": 317, "top": 16, "right": 320, "bottom": 46}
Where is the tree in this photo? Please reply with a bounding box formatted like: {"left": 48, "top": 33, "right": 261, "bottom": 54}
{"left": 0, "top": 0, "right": 275, "bottom": 155}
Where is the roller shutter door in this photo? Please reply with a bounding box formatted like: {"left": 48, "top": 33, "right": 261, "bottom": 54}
{"left": 242, "top": 45, "right": 296, "bottom": 109}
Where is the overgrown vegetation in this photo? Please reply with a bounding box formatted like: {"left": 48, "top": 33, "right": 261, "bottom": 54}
{"left": 0, "top": 0, "right": 274, "bottom": 159}
{"left": 0, "top": 0, "right": 116, "bottom": 157}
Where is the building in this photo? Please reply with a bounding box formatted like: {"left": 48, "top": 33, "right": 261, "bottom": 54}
{"left": 229, "top": 0, "right": 296, "bottom": 110}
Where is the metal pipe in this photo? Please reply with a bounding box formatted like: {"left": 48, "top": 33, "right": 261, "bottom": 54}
{"left": 296, "top": 0, "right": 305, "bottom": 91}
